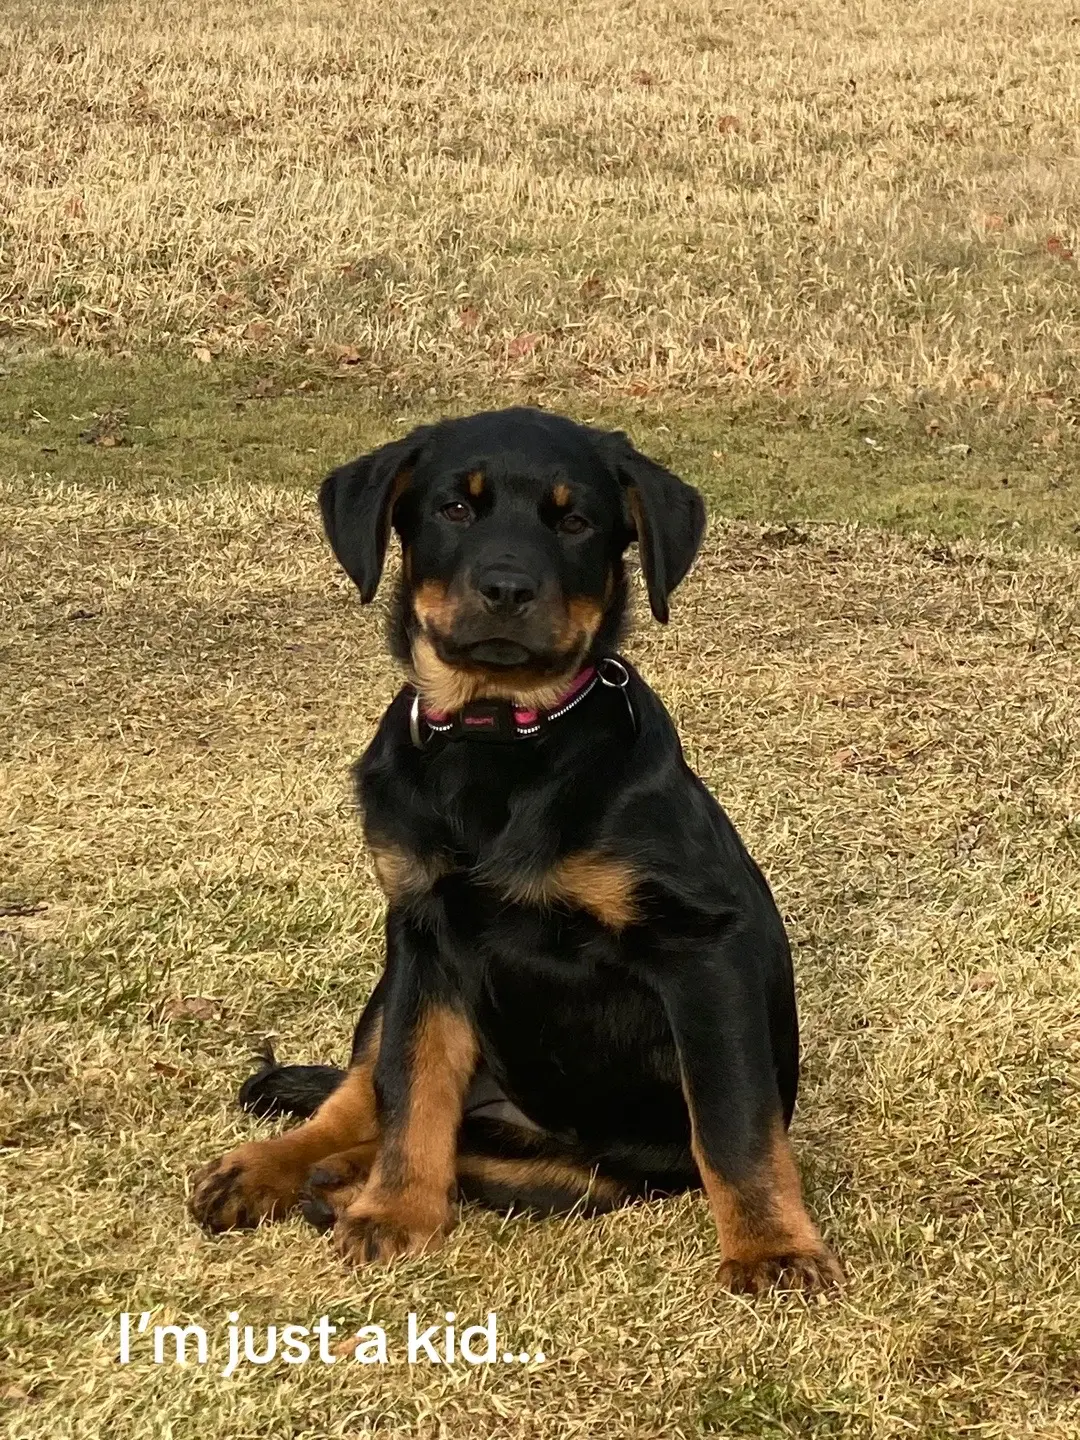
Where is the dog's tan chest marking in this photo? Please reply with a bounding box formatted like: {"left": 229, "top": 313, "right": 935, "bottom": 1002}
{"left": 502, "top": 850, "right": 640, "bottom": 931}
{"left": 370, "top": 842, "right": 448, "bottom": 901}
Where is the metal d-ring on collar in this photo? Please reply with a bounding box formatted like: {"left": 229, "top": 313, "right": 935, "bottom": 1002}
{"left": 408, "top": 655, "right": 636, "bottom": 748}
{"left": 409, "top": 691, "right": 426, "bottom": 749}
{"left": 597, "top": 655, "right": 637, "bottom": 736}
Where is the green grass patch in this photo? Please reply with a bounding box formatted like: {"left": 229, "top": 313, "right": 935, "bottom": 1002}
{"left": 3, "top": 352, "right": 1077, "bottom": 546}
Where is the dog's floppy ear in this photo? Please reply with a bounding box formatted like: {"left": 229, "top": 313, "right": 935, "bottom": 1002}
{"left": 318, "top": 426, "right": 434, "bottom": 602}
{"left": 591, "top": 430, "right": 706, "bottom": 623}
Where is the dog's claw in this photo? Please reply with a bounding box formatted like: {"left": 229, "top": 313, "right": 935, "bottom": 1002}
{"left": 719, "top": 1248, "right": 844, "bottom": 1296}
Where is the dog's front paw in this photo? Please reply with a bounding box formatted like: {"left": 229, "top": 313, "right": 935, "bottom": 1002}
{"left": 332, "top": 1190, "right": 452, "bottom": 1265}
{"left": 719, "top": 1246, "right": 844, "bottom": 1296}
{"left": 188, "top": 1142, "right": 301, "bottom": 1232}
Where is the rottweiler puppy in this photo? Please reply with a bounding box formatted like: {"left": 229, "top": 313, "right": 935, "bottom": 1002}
{"left": 189, "top": 407, "right": 842, "bottom": 1293}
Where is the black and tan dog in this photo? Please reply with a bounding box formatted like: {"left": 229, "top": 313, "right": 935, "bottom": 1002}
{"left": 189, "top": 408, "right": 842, "bottom": 1293}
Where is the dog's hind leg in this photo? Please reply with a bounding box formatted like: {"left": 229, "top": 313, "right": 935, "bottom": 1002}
{"left": 189, "top": 995, "right": 385, "bottom": 1233}
{"left": 299, "top": 1067, "right": 636, "bottom": 1230}
{"left": 455, "top": 1115, "right": 634, "bottom": 1218}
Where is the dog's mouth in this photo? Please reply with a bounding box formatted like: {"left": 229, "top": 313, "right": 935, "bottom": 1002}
{"left": 461, "top": 639, "right": 535, "bottom": 668}
{"left": 426, "top": 613, "right": 579, "bottom": 677}
{"left": 409, "top": 579, "right": 592, "bottom": 679}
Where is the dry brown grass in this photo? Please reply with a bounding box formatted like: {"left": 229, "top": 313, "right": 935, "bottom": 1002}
{"left": 3, "top": 1, "right": 1080, "bottom": 1432}
{"left": 2, "top": 470, "right": 1079, "bottom": 1437}
{"left": 3, "top": 0, "right": 1080, "bottom": 402}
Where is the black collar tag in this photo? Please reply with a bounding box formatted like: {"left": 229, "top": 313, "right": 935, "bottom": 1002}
{"left": 448, "top": 700, "right": 523, "bottom": 742}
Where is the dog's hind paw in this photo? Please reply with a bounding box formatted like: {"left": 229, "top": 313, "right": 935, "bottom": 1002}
{"left": 188, "top": 1142, "right": 301, "bottom": 1232}
{"left": 299, "top": 1145, "right": 377, "bottom": 1232}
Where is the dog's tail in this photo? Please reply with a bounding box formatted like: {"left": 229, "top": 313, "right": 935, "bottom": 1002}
{"left": 237, "top": 1040, "right": 345, "bottom": 1121}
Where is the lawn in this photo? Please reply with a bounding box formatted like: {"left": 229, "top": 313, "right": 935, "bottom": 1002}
{"left": 2, "top": 2, "right": 1079, "bottom": 1437}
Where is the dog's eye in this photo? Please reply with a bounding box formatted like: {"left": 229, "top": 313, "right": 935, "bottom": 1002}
{"left": 440, "top": 501, "right": 474, "bottom": 524}
{"left": 557, "top": 513, "right": 590, "bottom": 536}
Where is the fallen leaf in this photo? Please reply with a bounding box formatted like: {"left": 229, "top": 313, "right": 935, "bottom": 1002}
{"left": 981, "top": 213, "right": 1006, "bottom": 231}
{"left": 192, "top": 346, "right": 213, "bottom": 364}
{"left": 243, "top": 320, "right": 273, "bottom": 342}
{"left": 1046, "top": 235, "right": 1074, "bottom": 261}
{"left": 968, "top": 370, "right": 1004, "bottom": 391}
{"left": 152, "top": 1061, "right": 182, "bottom": 1078}
{"left": 457, "top": 305, "right": 482, "bottom": 330}
{"left": 79, "top": 414, "right": 126, "bottom": 447}
{"left": 830, "top": 746, "right": 860, "bottom": 770}
{"left": 717, "top": 115, "right": 741, "bottom": 134}
{"left": 332, "top": 344, "right": 363, "bottom": 366}
{"left": 161, "top": 996, "right": 221, "bottom": 1022}
{"left": 1, "top": 1385, "right": 31, "bottom": 1403}
{"left": 332, "top": 1335, "right": 359, "bottom": 1358}
{"left": 969, "top": 972, "right": 996, "bottom": 992}
{"left": 627, "top": 381, "right": 652, "bottom": 397}
{"left": 579, "top": 275, "right": 604, "bottom": 300}
{"left": 506, "top": 332, "right": 541, "bottom": 360}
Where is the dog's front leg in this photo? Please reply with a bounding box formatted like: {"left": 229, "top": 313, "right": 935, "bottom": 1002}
{"left": 654, "top": 935, "right": 843, "bottom": 1294}
{"left": 333, "top": 906, "right": 478, "bottom": 1265}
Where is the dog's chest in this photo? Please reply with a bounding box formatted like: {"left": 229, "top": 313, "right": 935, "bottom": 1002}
{"left": 365, "top": 741, "right": 642, "bottom": 933}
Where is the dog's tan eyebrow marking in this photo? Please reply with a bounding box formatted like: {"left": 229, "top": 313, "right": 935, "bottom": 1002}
{"left": 552, "top": 482, "right": 571, "bottom": 507}
{"left": 467, "top": 470, "right": 485, "bottom": 497}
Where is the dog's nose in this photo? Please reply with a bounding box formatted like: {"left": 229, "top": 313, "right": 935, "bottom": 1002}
{"left": 476, "top": 567, "right": 537, "bottom": 615}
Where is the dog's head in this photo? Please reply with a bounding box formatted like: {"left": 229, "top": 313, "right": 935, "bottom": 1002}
{"left": 319, "top": 407, "right": 705, "bottom": 709}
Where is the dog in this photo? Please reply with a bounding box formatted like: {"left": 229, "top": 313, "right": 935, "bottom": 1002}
{"left": 189, "top": 407, "right": 842, "bottom": 1294}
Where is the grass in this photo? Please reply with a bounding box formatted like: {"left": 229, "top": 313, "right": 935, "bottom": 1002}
{"left": 3, "top": 353, "right": 1079, "bottom": 549}
{"left": 3, "top": 0, "right": 1080, "bottom": 1435}
{"left": 2, "top": 0, "right": 1080, "bottom": 405}
{"left": 3, "top": 372, "right": 1080, "bottom": 1437}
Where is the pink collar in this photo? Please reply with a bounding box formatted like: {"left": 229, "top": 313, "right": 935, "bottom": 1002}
{"left": 407, "top": 657, "right": 634, "bottom": 746}
{"left": 419, "top": 664, "right": 598, "bottom": 739}
{"left": 408, "top": 662, "right": 616, "bottom": 748}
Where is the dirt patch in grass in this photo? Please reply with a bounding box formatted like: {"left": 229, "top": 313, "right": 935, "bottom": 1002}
{"left": 2, "top": 472, "right": 1078, "bottom": 1437}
